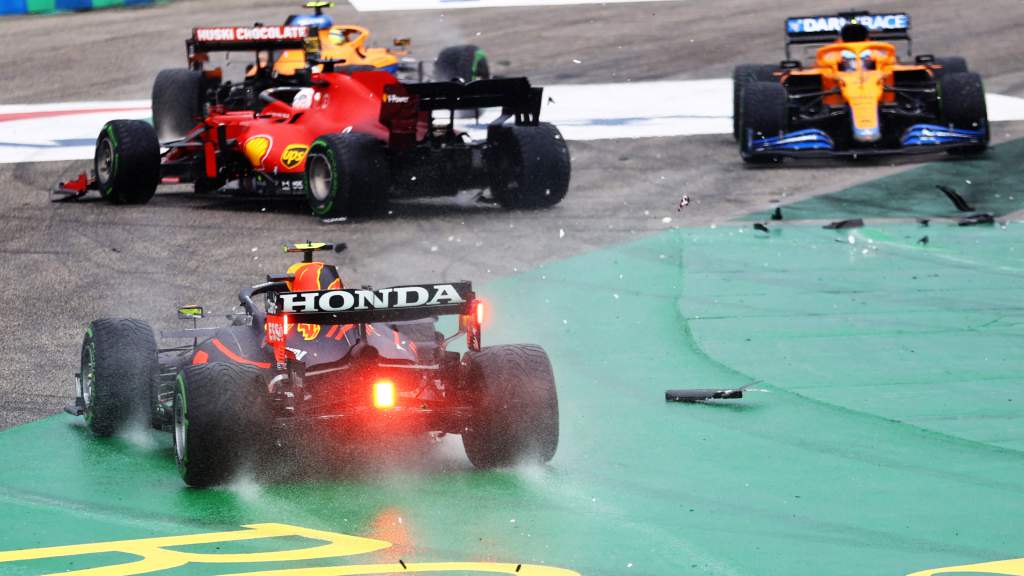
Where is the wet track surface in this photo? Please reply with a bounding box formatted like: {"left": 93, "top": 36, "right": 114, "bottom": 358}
{"left": 1, "top": 1, "right": 1024, "bottom": 575}
{"left": 3, "top": 0, "right": 1024, "bottom": 428}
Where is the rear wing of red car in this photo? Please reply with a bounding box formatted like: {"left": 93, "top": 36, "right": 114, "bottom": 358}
{"left": 404, "top": 78, "right": 541, "bottom": 121}
{"left": 187, "top": 25, "right": 314, "bottom": 67}
{"left": 264, "top": 282, "right": 482, "bottom": 366}
{"left": 380, "top": 78, "right": 543, "bottom": 148}
{"left": 784, "top": 11, "right": 912, "bottom": 58}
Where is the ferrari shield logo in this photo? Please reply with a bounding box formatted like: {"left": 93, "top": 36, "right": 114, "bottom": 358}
{"left": 243, "top": 135, "right": 272, "bottom": 168}
{"left": 296, "top": 322, "right": 320, "bottom": 341}
{"left": 281, "top": 144, "right": 309, "bottom": 169}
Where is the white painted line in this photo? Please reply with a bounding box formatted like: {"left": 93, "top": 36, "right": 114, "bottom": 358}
{"left": 985, "top": 93, "right": 1024, "bottom": 123}
{"left": 349, "top": 0, "right": 677, "bottom": 11}
{"left": 0, "top": 103, "right": 150, "bottom": 164}
{"left": 2, "top": 83, "right": 1023, "bottom": 164}
{"left": 0, "top": 100, "right": 150, "bottom": 115}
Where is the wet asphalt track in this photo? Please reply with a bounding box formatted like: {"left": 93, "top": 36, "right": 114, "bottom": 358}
{"left": 1, "top": 0, "right": 1024, "bottom": 428}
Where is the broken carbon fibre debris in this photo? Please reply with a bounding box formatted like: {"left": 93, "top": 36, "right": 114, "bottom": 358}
{"left": 753, "top": 222, "right": 770, "bottom": 233}
{"left": 666, "top": 388, "right": 743, "bottom": 402}
{"left": 918, "top": 235, "right": 929, "bottom": 245}
{"left": 937, "top": 184, "right": 975, "bottom": 212}
{"left": 958, "top": 213, "right": 995, "bottom": 226}
{"left": 823, "top": 218, "right": 864, "bottom": 230}
{"left": 665, "top": 382, "right": 757, "bottom": 403}
{"left": 771, "top": 206, "right": 783, "bottom": 221}
{"left": 917, "top": 218, "right": 930, "bottom": 227}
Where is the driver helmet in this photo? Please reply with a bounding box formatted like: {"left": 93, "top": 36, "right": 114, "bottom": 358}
{"left": 286, "top": 13, "right": 334, "bottom": 29}
{"left": 287, "top": 261, "right": 342, "bottom": 292}
{"left": 292, "top": 87, "right": 315, "bottom": 110}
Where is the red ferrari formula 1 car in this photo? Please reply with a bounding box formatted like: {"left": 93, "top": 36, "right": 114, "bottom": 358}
{"left": 68, "top": 242, "right": 560, "bottom": 487}
{"left": 56, "top": 25, "right": 569, "bottom": 218}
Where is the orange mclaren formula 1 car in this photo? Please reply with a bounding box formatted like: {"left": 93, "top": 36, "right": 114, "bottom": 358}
{"left": 54, "top": 25, "right": 569, "bottom": 219}
{"left": 733, "top": 11, "right": 988, "bottom": 163}
{"left": 67, "top": 242, "right": 559, "bottom": 487}
{"left": 152, "top": 2, "right": 491, "bottom": 141}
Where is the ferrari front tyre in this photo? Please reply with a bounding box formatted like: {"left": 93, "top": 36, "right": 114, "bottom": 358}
{"left": 434, "top": 45, "right": 490, "bottom": 82}
{"left": 79, "top": 319, "right": 157, "bottom": 437}
{"left": 933, "top": 57, "right": 968, "bottom": 79}
{"left": 461, "top": 344, "right": 559, "bottom": 468}
{"left": 739, "top": 81, "right": 788, "bottom": 165}
{"left": 487, "top": 122, "right": 571, "bottom": 209}
{"left": 173, "top": 363, "right": 269, "bottom": 487}
{"left": 153, "top": 68, "right": 205, "bottom": 142}
{"left": 95, "top": 120, "right": 160, "bottom": 204}
{"left": 732, "top": 64, "right": 777, "bottom": 140}
{"left": 304, "top": 133, "right": 390, "bottom": 218}
{"left": 941, "top": 71, "right": 989, "bottom": 155}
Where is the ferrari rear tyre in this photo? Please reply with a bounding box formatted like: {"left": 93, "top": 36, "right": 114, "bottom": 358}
{"left": 304, "top": 133, "right": 390, "bottom": 218}
{"left": 941, "top": 72, "right": 989, "bottom": 155}
{"left": 95, "top": 120, "right": 160, "bottom": 204}
{"left": 732, "top": 64, "right": 777, "bottom": 140}
{"left": 80, "top": 319, "right": 157, "bottom": 437}
{"left": 739, "top": 81, "right": 787, "bottom": 164}
{"left": 933, "top": 57, "right": 968, "bottom": 79}
{"left": 434, "top": 45, "right": 490, "bottom": 82}
{"left": 153, "top": 68, "right": 204, "bottom": 142}
{"left": 487, "top": 122, "right": 571, "bottom": 209}
{"left": 173, "top": 363, "right": 269, "bottom": 487}
{"left": 462, "top": 344, "right": 559, "bottom": 468}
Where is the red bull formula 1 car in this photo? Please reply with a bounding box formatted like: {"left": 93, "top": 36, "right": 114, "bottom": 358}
{"left": 67, "top": 242, "right": 559, "bottom": 487}
{"left": 733, "top": 11, "right": 988, "bottom": 163}
{"left": 56, "top": 25, "right": 569, "bottom": 218}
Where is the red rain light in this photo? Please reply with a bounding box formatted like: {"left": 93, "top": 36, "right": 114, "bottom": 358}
{"left": 373, "top": 379, "right": 396, "bottom": 410}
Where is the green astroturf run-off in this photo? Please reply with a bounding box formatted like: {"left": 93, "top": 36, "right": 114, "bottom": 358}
{"left": 0, "top": 221, "right": 1023, "bottom": 575}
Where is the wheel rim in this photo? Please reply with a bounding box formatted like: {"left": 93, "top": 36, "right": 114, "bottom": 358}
{"left": 308, "top": 153, "right": 333, "bottom": 202}
{"left": 80, "top": 338, "right": 96, "bottom": 422}
{"left": 173, "top": 392, "right": 186, "bottom": 464}
{"left": 96, "top": 138, "right": 114, "bottom": 186}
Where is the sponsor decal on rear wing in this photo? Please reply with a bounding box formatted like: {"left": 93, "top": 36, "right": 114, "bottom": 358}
{"left": 189, "top": 25, "right": 310, "bottom": 52}
{"left": 784, "top": 12, "right": 911, "bottom": 57}
{"left": 268, "top": 282, "right": 475, "bottom": 324}
{"left": 785, "top": 13, "right": 910, "bottom": 37}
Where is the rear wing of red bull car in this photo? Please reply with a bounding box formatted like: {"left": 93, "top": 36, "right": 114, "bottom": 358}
{"left": 784, "top": 11, "right": 912, "bottom": 58}
{"left": 265, "top": 282, "right": 483, "bottom": 366}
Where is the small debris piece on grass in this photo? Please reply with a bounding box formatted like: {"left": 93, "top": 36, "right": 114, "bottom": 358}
{"left": 937, "top": 184, "right": 975, "bottom": 212}
{"left": 666, "top": 388, "right": 743, "bottom": 402}
{"left": 958, "top": 213, "right": 995, "bottom": 226}
{"left": 823, "top": 218, "right": 864, "bottom": 230}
